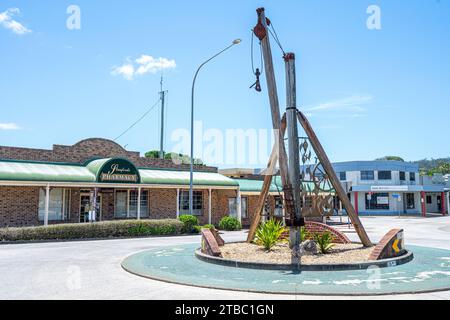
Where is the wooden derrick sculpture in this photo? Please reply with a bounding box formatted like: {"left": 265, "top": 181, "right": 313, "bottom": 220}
{"left": 247, "top": 8, "right": 372, "bottom": 248}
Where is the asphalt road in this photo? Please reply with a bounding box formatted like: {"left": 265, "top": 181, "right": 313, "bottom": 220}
{"left": 0, "top": 216, "right": 449, "bottom": 300}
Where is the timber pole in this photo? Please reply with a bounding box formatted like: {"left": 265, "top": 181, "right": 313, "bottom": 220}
{"left": 284, "top": 53, "right": 303, "bottom": 248}
{"left": 254, "top": 8, "right": 296, "bottom": 226}
{"left": 297, "top": 111, "right": 373, "bottom": 247}
{"left": 247, "top": 115, "right": 286, "bottom": 243}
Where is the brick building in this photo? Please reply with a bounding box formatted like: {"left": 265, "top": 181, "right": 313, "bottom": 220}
{"left": 0, "top": 138, "right": 282, "bottom": 228}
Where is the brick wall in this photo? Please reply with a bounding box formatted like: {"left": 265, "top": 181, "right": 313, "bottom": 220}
{"left": 0, "top": 138, "right": 217, "bottom": 172}
{"left": 0, "top": 186, "right": 40, "bottom": 227}
{"left": 242, "top": 194, "right": 277, "bottom": 227}
{"left": 149, "top": 188, "right": 177, "bottom": 219}
{"left": 0, "top": 186, "right": 241, "bottom": 228}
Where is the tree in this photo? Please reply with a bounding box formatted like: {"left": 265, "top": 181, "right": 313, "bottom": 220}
{"left": 144, "top": 150, "right": 160, "bottom": 158}
{"left": 375, "top": 156, "right": 405, "bottom": 162}
{"left": 145, "top": 150, "right": 204, "bottom": 165}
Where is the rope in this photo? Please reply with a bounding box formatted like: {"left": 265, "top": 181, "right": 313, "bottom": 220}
{"left": 113, "top": 97, "right": 160, "bottom": 141}
{"left": 250, "top": 30, "right": 263, "bottom": 92}
{"left": 250, "top": 30, "right": 264, "bottom": 75}
{"left": 268, "top": 22, "right": 286, "bottom": 56}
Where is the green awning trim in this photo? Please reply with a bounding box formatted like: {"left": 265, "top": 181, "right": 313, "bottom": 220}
{"left": 236, "top": 177, "right": 334, "bottom": 194}
{"left": 0, "top": 160, "right": 95, "bottom": 183}
{"left": 0, "top": 159, "right": 238, "bottom": 187}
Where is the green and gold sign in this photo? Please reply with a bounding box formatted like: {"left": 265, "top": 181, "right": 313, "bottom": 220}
{"left": 98, "top": 159, "right": 140, "bottom": 183}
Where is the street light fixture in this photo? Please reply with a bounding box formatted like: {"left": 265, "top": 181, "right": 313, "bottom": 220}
{"left": 189, "top": 39, "right": 241, "bottom": 216}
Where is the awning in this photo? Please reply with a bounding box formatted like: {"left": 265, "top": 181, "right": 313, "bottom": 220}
{"left": 351, "top": 184, "right": 446, "bottom": 193}
{"left": 352, "top": 185, "right": 424, "bottom": 192}
{"left": 0, "top": 160, "right": 95, "bottom": 182}
{"left": 139, "top": 169, "right": 238, "bottom": 187}
{"left": 235, "top": 177, "right": 334, "bottom": 194}
{"left": 0, "top": 159, "right": 238, "bottom": 188}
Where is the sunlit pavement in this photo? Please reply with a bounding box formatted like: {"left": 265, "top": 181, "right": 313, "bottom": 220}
{"left": 0, "top": 215, "right": 449, "bottom": 300}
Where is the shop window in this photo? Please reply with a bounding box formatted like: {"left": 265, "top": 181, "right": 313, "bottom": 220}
{"left": 361, "top": 171, "right": 374, "bottom": 180}
{"left": 179, "top": 191, "right": 203, "bottom": 216}
{"left": 406, "top": 193, "right": 415, "bottom": 209}
{"left": 129, "top": 190, "right": 149, "bottom": 218}
{"left": 365, "top": 192, "right": 389, "bottom": 210}
{"left": 228, "top": 197, "right": 248, "bottom": 218}
{"left": 114, "top": 190, "right": 128, "bottom": 218}
{"left": 114, "top": 190, "right": 149, "bottom": 218}
{"left": 399, "top": 171, "right": 405, "bottom": 181}
{"left": 38, "top": 188, "right": 70, "bottom": 221}
{"left": 426, "top": 195, "right": 432, "bottom": 204}
{"left": 378, "top": 171, "right": 391, "bottom": 180}
{"left": 339, "top": 172, "right": 347, "bottom": 181}
{"left": 274, "top": 196, "right": 283, "bottom": 216}
{"left": 410, "top": 172, "right": 416, "bottom": 182}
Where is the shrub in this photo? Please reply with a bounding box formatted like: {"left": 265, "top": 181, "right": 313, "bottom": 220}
{"left": 193, "top": 224, "right": 216, "bottom": 234}
{"left": 255, "top": 219, "right": 286, "bottom": 251}
{"left": 178, "top": 215, "right": 199, "bottom": 233}
{"left": 313, "top": 231, "right": 335, "bottom": 254}
{"left": 300, "top": 226, "right": 310, "bottom": 242}
{"left": 218, "top": 216, "right": 241, "bottom": 231}
{"left": 0, "top": 219, "right": 184, "bottom": 242}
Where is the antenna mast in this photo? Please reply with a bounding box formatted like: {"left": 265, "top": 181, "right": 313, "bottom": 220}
{"left": 159, "top": 75, "right": 166, "bottom": 159}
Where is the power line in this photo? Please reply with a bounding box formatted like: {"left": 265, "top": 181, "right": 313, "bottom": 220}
{"left": 113, "top": 97, "right": 161, "bottom": 141}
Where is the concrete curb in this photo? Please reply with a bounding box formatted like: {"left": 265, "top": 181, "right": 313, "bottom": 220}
{"left": 195, "top": 248, "right": 414, "bottom": 271}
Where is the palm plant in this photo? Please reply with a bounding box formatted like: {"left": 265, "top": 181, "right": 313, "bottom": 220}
{"left": 313, "top": 231, "right": 335, "bottom": 254}
{"left": 255, "top": 219, "right": 286, "bottom": 251}
{"left": 300, "top": 226, "right": 310, "bottom": 242}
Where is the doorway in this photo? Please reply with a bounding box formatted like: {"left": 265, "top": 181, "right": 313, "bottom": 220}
{"left": 79, "top": 192, "right": 102, "bottom": 222}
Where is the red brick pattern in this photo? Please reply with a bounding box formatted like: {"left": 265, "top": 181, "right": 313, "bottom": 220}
{"left": 201, "top": 228, "right": 222, "bottom": 257}
{"left": 0, "top": 186, "right": 40, "bottom": 227}
{"left": 303, "top": 221, "right": 351, "bottom": 244}
{"left": 210, "top": 228, "right": 225, "bottom": 246}
{"left": 0, "top": 138, "right": 217, "bottom": 172}
{"left": 369, "top": 229, "right": 404, "bottom": 260}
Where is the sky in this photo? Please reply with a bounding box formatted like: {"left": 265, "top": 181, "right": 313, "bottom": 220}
{"left": 1, "top": 0, "right": 449, "bottom": 168}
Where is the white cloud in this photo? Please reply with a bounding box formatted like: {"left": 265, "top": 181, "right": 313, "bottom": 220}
{"left": 111, "top": 55, "right": 176, "bottom": 80}
{"left": 0, "top": 8, "right": 31, "bottom": 35}
{"left": 111, "top": 64, "right": 135, "bottom": 81}
{"left": 0, "top": 123, "right": 21, "bottom": 130}
{"left": 306, "top": 95, "right": 373, "bottom": 112}
{"left": 304, "top": 95, "right": 373, "bottom": 118}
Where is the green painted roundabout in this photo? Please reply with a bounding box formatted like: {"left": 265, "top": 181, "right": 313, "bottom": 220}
{"left": 122, "top": 243, "right": 450, "bottom": 296}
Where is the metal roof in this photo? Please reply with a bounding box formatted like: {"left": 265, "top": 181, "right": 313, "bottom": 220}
{"left": 0, "top": 159, "right": 238, "bottom": 187}
{"left": 235, "top": 177, "right": 332, "bottom": 194}
{"left": 0, "top": 160, "right": 95, "bottom": 182}
{"left": 139, "top": 169, "right": 238, "bottom": 187}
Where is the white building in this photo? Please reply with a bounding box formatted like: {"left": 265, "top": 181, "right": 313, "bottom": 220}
{"left": 333, "top": 161, "right": 448, "bottom": 216}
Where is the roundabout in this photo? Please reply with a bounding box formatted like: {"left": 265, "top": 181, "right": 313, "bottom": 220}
{"left": 122, "top": 243, "right": 450, "bottom": 296}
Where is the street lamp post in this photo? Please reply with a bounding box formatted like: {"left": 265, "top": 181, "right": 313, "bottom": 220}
{"left": 189, "top": 39, "right": 241, "bottom": 215}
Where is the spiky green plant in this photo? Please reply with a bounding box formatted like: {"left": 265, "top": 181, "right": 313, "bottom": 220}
{"left": 300, "top": 226, "right": 310, "bottom": 242}
{"left": 255, "top": 219, "right": 286, "bottom": 251}
{"left": 313, "top": 231, "right": 335, "bottom": 254}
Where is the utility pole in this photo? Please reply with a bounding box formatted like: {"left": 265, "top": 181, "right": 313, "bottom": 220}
{"left": 284, "top": 53, "right": 303, "bottom": 248}
{"left": 159, "top": 76, "right": 166, "bottom": 159}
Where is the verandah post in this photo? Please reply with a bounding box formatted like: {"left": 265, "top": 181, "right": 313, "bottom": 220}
{"left": 236, "top": 188, "right": 242, "bottom": 224}
{"left": 137, "top": 187, "right": 141, "bottom": 220}
{"left": 44, "top": 184, "right": 50, "bottom": 226}
{"left": 208, "top": 188, "right": 212, "bottom": 225}
{"left": 176, "top": 188, "right": 180, "bottom": 218}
